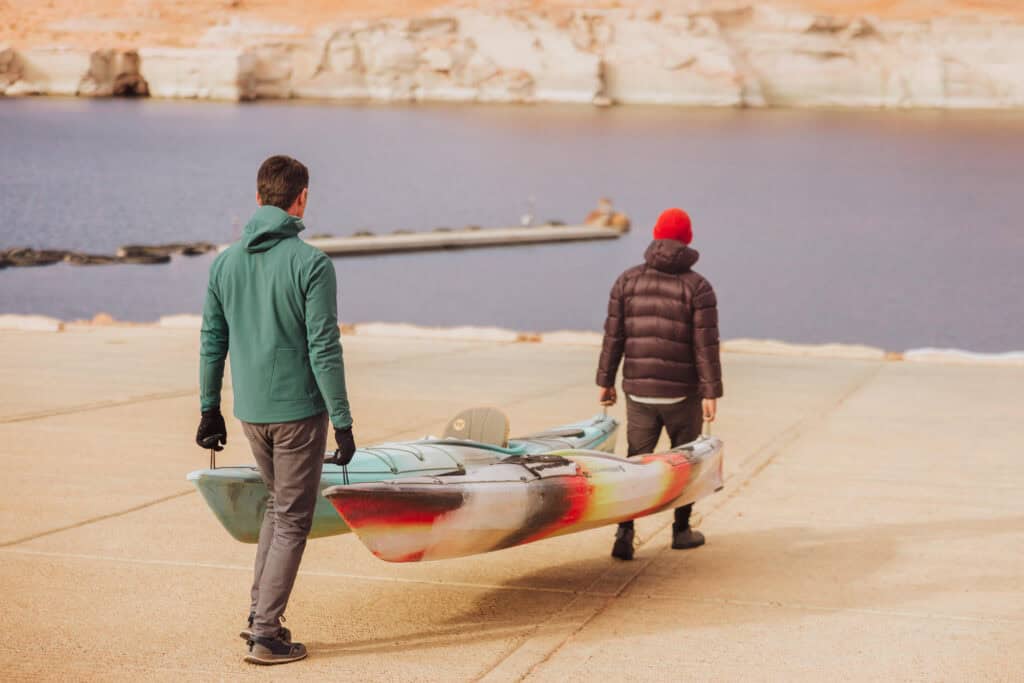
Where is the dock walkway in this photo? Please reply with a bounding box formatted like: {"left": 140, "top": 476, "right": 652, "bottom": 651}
{"left": 303, "top": 223, "right": 624, "bottom": 257}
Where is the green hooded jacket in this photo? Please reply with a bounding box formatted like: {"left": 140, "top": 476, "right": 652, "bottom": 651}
{"left": 199, "top": 205, "right": 352, "bottom": 429}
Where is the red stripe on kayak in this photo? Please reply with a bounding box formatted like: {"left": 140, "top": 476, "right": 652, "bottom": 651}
{"left": 389, "top": 549, "right": 426, "bottom": 563}
{"left": 329, "top": 489, "right": 463, "bottom": 528}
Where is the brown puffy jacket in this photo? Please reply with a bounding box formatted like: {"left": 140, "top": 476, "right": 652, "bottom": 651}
{"left": 596, "top": 239, "right": 723, "bottom": 399}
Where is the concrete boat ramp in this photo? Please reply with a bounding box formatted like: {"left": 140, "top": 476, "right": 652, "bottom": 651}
{"left": 0, "top": 325, "right": 1021, "bottom": 680}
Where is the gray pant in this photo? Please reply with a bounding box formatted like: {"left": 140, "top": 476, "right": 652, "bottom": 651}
{"left": 242, "top": 412, "right": 328, "bottom": 639}
{"left": 621, "top": 395, "right": 704, "bottom": 530}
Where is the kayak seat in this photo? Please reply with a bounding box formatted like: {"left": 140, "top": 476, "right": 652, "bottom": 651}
{"left": 443, "top": 407, "right": 510, "bottom": 448}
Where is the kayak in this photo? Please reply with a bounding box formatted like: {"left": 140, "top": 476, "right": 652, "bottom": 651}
{"left": 187, "top": 414, "right": 618, "bottom": 543}
{"left": 324, "top": 436, "right": 723, "bottom": 562}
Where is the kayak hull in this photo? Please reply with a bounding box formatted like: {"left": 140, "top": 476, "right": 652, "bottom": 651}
{"left": 325, "top": 436, "right": 723, "bottom": 562}
{"left": 188, "top": 415, "right": 617, "bottom": 543}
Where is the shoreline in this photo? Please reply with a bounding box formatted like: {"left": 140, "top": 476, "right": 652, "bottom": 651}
{"left": 2, "top": 313, "right": 1021, "bottom": 366}
{"left": 4, "top": 4, "right": 1024, "bottom": 110}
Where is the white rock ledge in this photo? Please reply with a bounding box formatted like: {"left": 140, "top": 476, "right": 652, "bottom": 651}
{"left": 3, "top": 6, "right": 1024, "bottom": 108}
{"left": 0, "top": 315, "right": 65, "bottom": 332}
{"left": 903, "top": 348, "right": 1024, "bottom": 366}
{"left": 351, "top": 323, "right": 524, "bottom": 343}
{"left": 8, "top": 313, "right": 1022, "bottom": 365}
{"left": 722, "top": 338, "right": 887, "bottom": 361}
{"left": 157, "top": 314, "right": 203, "bottom": 329}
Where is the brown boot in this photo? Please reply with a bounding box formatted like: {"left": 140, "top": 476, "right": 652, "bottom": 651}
{"left": 671, "top": 524, "right": 705, "bottom": 550}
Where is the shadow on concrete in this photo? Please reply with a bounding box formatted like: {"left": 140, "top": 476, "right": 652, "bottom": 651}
{"left": 304, "top": 555, "right": 613, "bottom": 659}
{"left": 627, "top": 513, "right": 1024, "bottom": 625}
{"left": 305, "top": 514, "right": 1024, "bottom": 658}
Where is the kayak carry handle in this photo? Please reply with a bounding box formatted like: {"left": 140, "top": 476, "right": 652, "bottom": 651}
{"left": 355, "top": 447, "right": 400, "bottom": 474}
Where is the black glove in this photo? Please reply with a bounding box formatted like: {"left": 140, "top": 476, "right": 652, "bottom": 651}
{"left": 327, "top": 427, "right": 356, "bottom": 466}
{"left": 196, "top": 408, "right": 227, "bottom": 451}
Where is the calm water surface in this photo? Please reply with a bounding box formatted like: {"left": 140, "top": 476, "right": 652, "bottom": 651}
{"left": 1, "top": 98, "right": 1022, "bottom": 351}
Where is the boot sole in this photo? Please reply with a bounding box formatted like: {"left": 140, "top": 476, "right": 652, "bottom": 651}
{"left": 611, "top": 544, "right": 634, "bottom": 561}
{"left": 244, "top": 651, "right": 307, "bottom": 666}
{"left": 671, "top": 539, "right": 706, "bottom": 550}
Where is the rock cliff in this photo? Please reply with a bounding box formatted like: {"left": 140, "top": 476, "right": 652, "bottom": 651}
{"left": 3, "top": 4, "right": 1023, "bottom": 108}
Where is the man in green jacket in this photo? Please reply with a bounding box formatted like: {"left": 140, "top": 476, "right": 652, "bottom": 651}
{"left": 196, "top": 155, "right": 355, "bottom": 666}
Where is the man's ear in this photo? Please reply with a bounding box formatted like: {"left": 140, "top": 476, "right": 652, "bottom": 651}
{"left": 256, "top": 191, "right": 263, "bottom": 206}
{"left": 299, "top": 188, "right": 308, "bottom": 207}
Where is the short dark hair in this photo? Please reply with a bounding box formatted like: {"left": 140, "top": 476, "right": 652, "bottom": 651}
{"left": 257, "top": 155, "right": 309, "bottom": 210}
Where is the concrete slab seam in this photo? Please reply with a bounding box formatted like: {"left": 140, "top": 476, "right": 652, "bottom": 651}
{"left": 696, "top": 362, "right": 886, "bottom": 522}
{"left": 0, "top": 388, "right": 544, "bottom": 548}
{"left": 0, "top": 388, "right": 204, "bottom": 424}
{"left": 491, "top": 363, "right": 887, "bottom": 681}
{"left": 0, "top": 488, "right": 197, "bottom": 548}
{"left": 0, "top": 547, "right": 619, "bottom": 598}
{"left": 476, "top": 557, "right": 657, "bottom": 682}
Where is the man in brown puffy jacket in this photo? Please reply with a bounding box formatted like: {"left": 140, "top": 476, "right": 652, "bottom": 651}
{"left": 596, "top": 207, "right": 723, "bottom": 561}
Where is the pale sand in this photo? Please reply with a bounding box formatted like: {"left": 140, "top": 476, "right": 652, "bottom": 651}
{"left": 0, "top": 324, "right": 1020, "bottom": 679}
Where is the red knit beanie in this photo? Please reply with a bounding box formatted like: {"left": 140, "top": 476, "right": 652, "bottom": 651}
{"left": 653, "top": 208, "right": 693, "bottom": 244}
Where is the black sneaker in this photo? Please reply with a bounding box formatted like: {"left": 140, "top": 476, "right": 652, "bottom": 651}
{"left": 671, "top": 524, "right": 705, "bottom": 550}
{"left": 611, "top": 526, "right": 635, "bottom": 561}
{"left": 239, "top": 612, "right": 291, "bottom": 643}
{"left": 244, "top": 635, "right": 307, "bottom": 666}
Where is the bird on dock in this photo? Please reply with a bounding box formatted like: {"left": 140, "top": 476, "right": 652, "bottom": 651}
{"left": 521, "top": 196, "right": 536, "bottom": 227}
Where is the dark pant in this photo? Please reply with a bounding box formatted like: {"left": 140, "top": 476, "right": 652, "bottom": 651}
{"left": 241, "top": 412, "right": 329, "bottom": 639}
{"left": 620, "top": 395, "right": 703, "bottom": 531}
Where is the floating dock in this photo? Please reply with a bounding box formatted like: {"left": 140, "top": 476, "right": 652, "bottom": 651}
{"left": 300, "top": 223, "right": 626, "bottom": 257}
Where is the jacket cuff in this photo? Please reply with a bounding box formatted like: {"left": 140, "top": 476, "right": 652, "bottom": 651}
{"left": 700, "top": 383, "right": 724, "bottom": 399}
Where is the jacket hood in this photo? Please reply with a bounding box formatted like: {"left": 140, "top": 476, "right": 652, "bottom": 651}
{"left": 644, "top": 239, "right": 699, "bottom": 273}
{"left": 241, "top": 205, "right": 305, "bottom": 253}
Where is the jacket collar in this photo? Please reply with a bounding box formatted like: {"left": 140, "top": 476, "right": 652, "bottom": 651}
{"left": 644, "top": 239, "right": 699, "bottom": 273}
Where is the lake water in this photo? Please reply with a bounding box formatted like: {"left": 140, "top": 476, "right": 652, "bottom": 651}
{"left": 1, "top": 98, "right": 1022, "bottom": 352}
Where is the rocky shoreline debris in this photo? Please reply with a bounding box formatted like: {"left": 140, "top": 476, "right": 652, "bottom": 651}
{"left": 0, "top": 242, "right": 217, "bottom": 268}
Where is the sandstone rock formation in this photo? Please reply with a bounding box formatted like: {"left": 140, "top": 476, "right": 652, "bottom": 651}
{"left": 2, "top": 4, "right": 1024, "bottom": 109}
{"left": 81, "top": 50, "right": 148, "bottom": 96}
{"left": 0, "top": 46, "right": 23, "bottom": 90}
{"left": 1, "top": 46, "right": 148, "bottom": 97}
{"left": 139, "top": 48, "right": 247, "bottom": 100}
